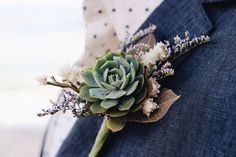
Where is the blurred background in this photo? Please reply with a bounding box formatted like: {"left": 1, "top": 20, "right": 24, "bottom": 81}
{"left": 0, "top": 0, "right": 85, "bottom": 156}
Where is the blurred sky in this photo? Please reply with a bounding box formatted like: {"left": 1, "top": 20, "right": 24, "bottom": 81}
{"left": 0, "top": 0, "right": 85, "bottom": 128}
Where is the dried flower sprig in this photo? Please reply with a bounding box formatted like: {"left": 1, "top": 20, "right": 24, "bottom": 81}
{"left": 142, "top": 31, "right": 209, "bottom": 81}
{"left": 127, "top": 43, "right": 151, "bottom": 57}
{"left": 37, "top": 90, "right": 89, "bottom": 117}
{"left": 128, "top": 24, "right": 157, "bottom": 44}
{"left": 36, "top": 65, "right": 81, "bottom": 93}
{"left": 35, "top": 75, "right": 48, "bottom": 86}
{"left": 121, "top": 24, "right": 157, "bottom": 51}
{"left": 169, "top": 31, "right": 210, "bottom": 62}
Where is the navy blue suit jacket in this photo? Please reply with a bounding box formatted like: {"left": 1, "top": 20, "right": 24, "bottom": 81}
{"left": 55, "top": 0, "right": 236, "bottom": 156}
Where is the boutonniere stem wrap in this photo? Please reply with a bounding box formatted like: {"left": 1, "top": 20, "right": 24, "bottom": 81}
{"left": 36, "top": 25, "right": 210, "bottom": 157}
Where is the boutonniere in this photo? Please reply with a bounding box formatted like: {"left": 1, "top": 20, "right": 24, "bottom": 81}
{"left": 36, "top": 25, "right": 209, "bottom": 157}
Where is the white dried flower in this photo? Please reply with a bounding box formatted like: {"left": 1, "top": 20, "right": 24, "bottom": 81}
{"left": 141, "top": 42, "right": 167, "bottom": 66}
{"left": 142, "top": 98, "right": 159, "bottom": 117}
{"left": 149, "top": 77, "right": 161, "bottom": 97}
{"left": 79, "top": 102, "right": 86, "bottom": 110}
{"left": 59, "top": 64, "right": 81, "bottom": 86}
{"left": 59, "top": 64, "right": 72, "bottom": 79}
{"left": 36, "top": 75, "right": 48, "bottom": 85}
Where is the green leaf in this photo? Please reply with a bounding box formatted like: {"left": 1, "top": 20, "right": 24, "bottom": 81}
{"left": 134, "top": 75, "right": 145, "bottom": 94}
{"left": 130, "top": 63, "right": 136, "bottom": 83}
{"left": 103, "top": 68, "right": 109, "bottom": 82}
{"left": 79, "top": 85, "right": 99, "bottom": 102}
{"left": 115, "top": 74, "right": 120, "bottom": 81}
{"left": 134, "top": 87, "right": 147, "bottom": 104}
{"left": 131, "top": 103, "right": 143, "bottom": 113}
{"left": 108, "top": 75, "right": 115, "bottom": 84}
{"left": 119, "top": 65, "right": 126, "bottom": 80}
{"left": 93, "top": 71, "right": 104, "bottom": 88}
{"left": 101, "top": 82, "right": 116, "bottom": 90}
{"left": 118, "top": 97, "right": 135, "bottom": 111}
{"left": 100, "top": 61, "right": 118, "bottom": 72}
{"left": 110, "top": 80, "right": 123, "bottom": 89}
{"left": 106, "top": 117, "right": 126, "bottom": 132}
{"left": 119, "top": 52, "right": 126, "bottom": 58}
{"left": 120, "top": 73, "right": 130, "bottom": 90}
{"left": 93, "top": 57, "right": 107, "bottom": 73}
{"left": 109, "top": 68, "right": 122, "bottom": 77}
{"left": 108, "top": 110, "right": 128, "bottom": 117}
{"left": 137, "top": 63, "right": 144, "bottom": 75}
{"left": 100, "top": 99, "right": 118, "bottom": 109}
{"left": 113, "top": 56, "right": 130, "bottom": 72}
{"left": 90, "top": 101, "right": 106, "bottom": 114}
{"left": 131, "top": 88, "right": 147, "bottom": 113}
{"left": 103, "top": 52, "right": 120, "bottom": 60}
{"left": 125, "top": 80, "right": 139, "bottom": 96}
{"left": 106, "top": 90, "right": 126, "bottom": 99}
{"left": 89, "top": 88, "right": 110, "bottom": 100}
{"left": 81, "top": 69, "right": 98, "bottom": 87}
{"left": 125, "top": 55, "right": 139, "bottom": 71}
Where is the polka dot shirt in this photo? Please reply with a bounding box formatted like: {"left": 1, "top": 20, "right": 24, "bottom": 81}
{"left": 78, "top": 0, "right": 164, "bottom": 67}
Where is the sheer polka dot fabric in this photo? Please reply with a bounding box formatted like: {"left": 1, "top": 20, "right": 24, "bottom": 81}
{"left": 78, "top": 0, "right": 164, "bottom": 67}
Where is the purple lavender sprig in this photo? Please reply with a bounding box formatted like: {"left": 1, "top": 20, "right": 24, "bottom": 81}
{"left": 144, "top": 31, "right": 209, "bottom": 80}
{"left": 121, "top": 24, "right": 157, "bottom": 51}
{"left": 37, "top": 90, "right": 90, "bottom": 118}
{"left": 169, "top": 31, "right": 210, "bottom": 62}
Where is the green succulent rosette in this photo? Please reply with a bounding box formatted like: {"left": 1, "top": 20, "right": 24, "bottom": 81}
{"left": 80, "top": 52, "right": 147, "bottom": 131}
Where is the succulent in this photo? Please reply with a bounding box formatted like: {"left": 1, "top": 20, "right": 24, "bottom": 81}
{"left": 80, "top": 52, "right": 147, "bottom": 121}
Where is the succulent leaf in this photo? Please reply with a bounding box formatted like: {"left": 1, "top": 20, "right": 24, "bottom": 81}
{"left": 110, "top": 80, "right": 123, "bottom": 89}
{"left": 126, "top": 55, "right": 139, "bottom": 71}
{"left": 134, "top": 75, "right": 145, "bottom": 94}
{"left": 130, "top": 63, "right": 136, "bottom": 83}
{"left": 106, "top": 90, "right": 126, "bottom": 99}
{"left": 93, "top": 71, "right": 104, "bottom": 88}
{"left": 115, "top": 74, "right": 120, "bottom": 81}
{"left": 103, "top": 68, "right": 109, "bottom": 82}
{"left": 125, "top": 80, "right": 139, "bottom": 96}
{"left": 81, "top": 69, "right": 99, "bottom": 87}
{"left": 101, "top": 82, "right": 116, "bottom": 90}
{"left": 119, "top": 65, "right": 126, "bottom": 80}
{"left": 109, "top": 68, "right": 122, "bottom": 77}
{"left": 80, "top": 85, "right": 99, "bottom": 102}
{"left": 93, "top": 57, "right": 106, "bottom": 73}
{"left": 134, "top": 88, "right": 147, "bottom": 104}
{"left": 118, "top": 97, "right": 135, "bottom": 111}
{"left": 101, "top": 99, "right": 118, "bottom": 109}
{"left": 100, "top": 61, "right": 118, "bottom": 72}
{"left": 108, "top": 75, "right": 115, "bottom": 84}
{"left": 120, "top": 73, "right": 130, "bottom": 90}
{"left": 89, "top": 88, "right": 110, "bottom": 100}
{"left": 104, "top": 52, "right": 120, "bottom": 60}
{"left": 108, "top": 110, "right": 128, "bottom": 117}
{"left": 90, "top": 101, "right": 106, "bottom": 113}
{"left": 106, "top": 117, "right": 126, "bottom": 132}
{"left": 113, "top": 56, "right": 130, "bottom": 72}
{"left": 137, "top": 63, "right": 144, "bottom": 75}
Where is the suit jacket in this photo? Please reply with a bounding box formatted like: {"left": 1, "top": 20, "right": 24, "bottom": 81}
{"left": 56, "top": 0, "right": 236, "bottom": 156}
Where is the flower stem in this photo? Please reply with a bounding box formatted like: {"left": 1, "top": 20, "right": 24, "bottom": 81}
{"left": 89, "top": 119, "right": 110, "bottom": 157}
{"left": 46, "top": 76, "right": 80, "bottom": 93}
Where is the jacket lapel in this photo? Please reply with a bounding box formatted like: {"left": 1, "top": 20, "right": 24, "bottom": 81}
{"left": 138, "top": 0, "right": 214, "bottom": 68}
